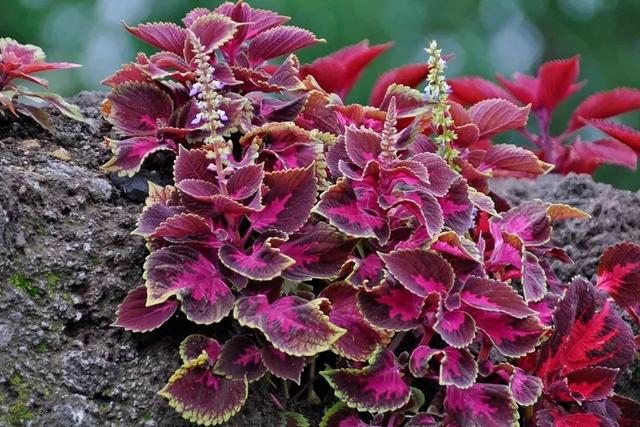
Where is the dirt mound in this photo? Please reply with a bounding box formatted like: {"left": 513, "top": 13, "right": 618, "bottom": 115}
{"left": 0, "top": 93, "right": 637, "bottom": 425}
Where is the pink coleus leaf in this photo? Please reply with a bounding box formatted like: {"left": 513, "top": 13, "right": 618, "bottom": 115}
{"left": 188, "top": 12, "right": 238, "bottom": 53}
{"left": 596, "top": 241, "right": 640, "bottom": 309}
{"left": 248, "top": 26, "right": 321, "bottom": 66}
{"left": 279, "top": 222, "right": 354, "bottom": 281}
{"left": 569, "top": 87, "right": 640, "bottom": 131}
{"left": 233, "top": 294, "right": 345, "bottom": 357}
{"left": 145, "top": 245, "right": 234, "bottom": 324}
{"left": 467, "top": 99, "right": 530, "bottom": 139}
{"left": 584, "top": 119, "right": 640, "bottom": 152}
{"left": 321, "top": 347, "right": 411, "bottom": 413}
{"left": 410, "top": 152, "right": 459, "bottom": 197}
{"left": 537, "top": 277, "right": 635, "bottom": 385}
{"left": 267, "top": 54, "right": 304, "bottom": 90}
{"left": 319, "top": 402, "right": 369, "bottom": 427}
{"left": 444, "top": 383, "right": 518, "bottom": 427}
{"left": 434, "top": 308, "right": 476, "bottom": 348}
{"left": 357, "top": 279, "right": 425, "bottom": 331}
{"left": 133, "top": 202, "right": 182, "bottom": 238}
{"left": 379, "top": 84, "right": 428, "bottom": 118}
{"left": 460, "top": 277, "right": 536, "bottom": 318}
{"left": 507, "top": 366, "right": 543, "bottom": 406}
{"left": 409, "top": 346, "right": 477, "bottom": 389}
{"left": 437, "top": 178, "right": 474, "bottom": 234}
{"left": 490, "top": 200, "right": 551, "bottom": 246}
{"left": 219, "top": 238, "right": 294, "bottom": 281}
{"left": 149, "top": 213, "right": 217, "bottom": 247}
{"left": 466, "top": 307, "right": 544, "bottom": 357}
{"left": 370, "top": 63, "right": 430, "bottom": 107}
{"left": 344, "top": 125, "right": 382, "bottom": 168}
{"left": 260, "top": 345, "right": 305, "bottom": 384}
{"left": 404, "top": 413, "right": 438, "bottom": 427}
{"left": 105, "top": 82, "right": 173, "bottom": 136}
{"left": 179, "top": 334, "right": 222, "bottom": 363}
{"left": 159, "top": 354, "right": 248, "bottom": 426}
{"left": 522, "top": 251, "right": 547, "bottom": 303}
{"left": 320, "top": 283, "right": 392, "bottom": 362}
{"left": 346, "top": 253, "right": 385, "bottom": 288}
{"left": 214, "top": 336, "right": 266, "bottom": 382}
{"left": 102, "top": 136, "right": 176, "bottom": 176}
{"left": 448, "top": 77, "right": 516, "bottom": 105}
{"left": 537, "top": 55, "right": 581, "bottom": 111}
{"left": 113, "top": 286, "right": 178, "bottom": 332}
{"left": 124, "top": 21, "right": 187, "bottom": 55}
{"left": 249, "top": 165, "right": 318, "bottom": 233}
{"left": 300, "top": 40, "right": 391, "bottom": 100}
{"left": 381, "top": 249, "right": 454, "bottom": 297}
{"left": 315, "top": 179, "right": 389, "bottom": 242}
{"left": 215, "top": 1, "right": 289, "bottom": 40}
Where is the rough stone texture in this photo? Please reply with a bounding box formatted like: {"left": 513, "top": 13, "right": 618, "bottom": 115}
{"left": 0, "top": 93, "right": 637, "bottom": 425}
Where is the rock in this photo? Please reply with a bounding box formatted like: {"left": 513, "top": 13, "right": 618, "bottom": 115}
{"left": 19, "top": 139, "right": 41, "bottom": 150}
{"left": 50, "top": 147, "right": 72, "bottom": 161}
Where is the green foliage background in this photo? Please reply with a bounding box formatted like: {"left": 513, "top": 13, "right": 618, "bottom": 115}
{"left": 2, "top": 0, "right": 639, "bottom": 189}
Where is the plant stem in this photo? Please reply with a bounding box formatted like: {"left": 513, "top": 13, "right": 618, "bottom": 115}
{"left": 388, "top": 331, "right": 407, "bottom": 352}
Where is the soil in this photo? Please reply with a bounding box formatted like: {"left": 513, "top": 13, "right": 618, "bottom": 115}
{"left": 0, "top": 92, "right": 637, "bottom": 426}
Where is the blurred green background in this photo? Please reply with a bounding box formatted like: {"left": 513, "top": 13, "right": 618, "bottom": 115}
{"left": 2, "top": 0, "right": 639, "bottom": 189}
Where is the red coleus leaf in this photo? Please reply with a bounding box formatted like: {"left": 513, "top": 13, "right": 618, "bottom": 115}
{"left": 537, "top": 56, "right": 581, "bottom": 111}
{"left": 215, "top": 1, "right": 290, "bottom": 41}
{"left": 584, "top": 119, "right": 640, "bottom": 152}
{"left": 320, "top": 283, "right": 392, "bottom": 362}
{"left": 260, "top": 345, "right": 305, "bottom": 384}
{"left": 179, "top": 334, "right": 222, "bottom": 363}
{"left": 233, "top": 294, "right": 345, "bottom": 356}
{"left": 378, "top": 84, "right": 428, "bottom": 118}
{"left": 159, "top": 354, "right": 248, "bottom": 426}
{"left": 476, "top": 144, "right": 552, "bottom": 178}
{"left": 321, "top": 347, "right": 411, "bottom": 413}
{"left": 278, "top": 222, "right": 354, "bottom": 281}
{"left": 187, "top": 13, "right": 238, "bottom": 53}
{"left": 537, "top": 409, "right": 616, "bottom": 427}
{"left": 370, "top": 63, "right": 430, "bottom": 107}
{"left": 219, "top": 238, "right": 294, "bottom": 281}
{"left": 460, "top": 277, "right": 536, "bottom": 318}
{"left": 249, "top": 165, "right": 318, "bottom": 233}
{"left": 562, "top": 366, "right": 619, "bottom": 402}
{"left": 105, "top": 82, "right": 173, "bottom": 136}
{"left": 381, "top": 249, "right": 454, "bottom": 297}
{"left": 173, "top": 146, "right": 217, "bottom": 183}
{"left": 448, "top": 77, "right": 516, "bottom": 105}
{"left": 444, "top": 383, "right": 518, "bottom": 427}
{"left": 612, "top": 395, "right": 640, "bottom": 427}
{"left": 113, "top": 286, "right": 178, "bottom": 332}
{"left": 214, "top": 336, "right": 266, "bottom": 382}
{"left": 145, "top": 245, "right": 234, "bottom": 324}
{"left": 537, "top": 277, "right": 635, "bottom": 387}
{"left": 226, "top": 164, "right": 264, "bottom": 200}
{"left": 596, "top": 242, "right": 640, "bottom": 310}
{"left": 467, "top": 99, "right": 530, "bottom": 139}
{"left": 569, "top": 87, "right": 640, "bottom": 131}
{"left": 557, "top": 138, "right": 638, "bottom": 174}
{"left": 149, "top": 213, "right": 218, "bottom": 247}
{"left": 409, "top": 346, "right": 478, "bottom": 389}
{"left": 124, "top": 21, "right": 188, "bottom": 56}
{"left": 300, "top": 40, "right": 391, "bottom": 100}
{"left": 248, "top": 26, "right": 321, "bottom": 66}
{"left": 496, "top": 72, "right": 540, "bottom": 107}
{"left": 358, "top": 279, "right": 425, "bottom": 331}
{"left": 103, "top": 136, "right": 176, "bottom": 176}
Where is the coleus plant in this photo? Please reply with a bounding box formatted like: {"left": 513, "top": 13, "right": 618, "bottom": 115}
{"left": 111, "top": 2, "right": 640, "bottom": 426}
{"left": 0, "top": 37, "right": 83, "bottom": 131}
{"left": 449, "top": 56, "right": 640, "bottom": 174}
{"left": 100, "top": 0, "right": 429, "bottom": 176}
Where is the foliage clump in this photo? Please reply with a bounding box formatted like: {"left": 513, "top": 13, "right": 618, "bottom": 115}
{"left": 106, "top": 2, "right": 640, "bottom": 426}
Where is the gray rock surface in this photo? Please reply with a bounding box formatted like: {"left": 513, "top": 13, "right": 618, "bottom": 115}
{"left": 0, "top": 93, "right": 637, "bottom": 425}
